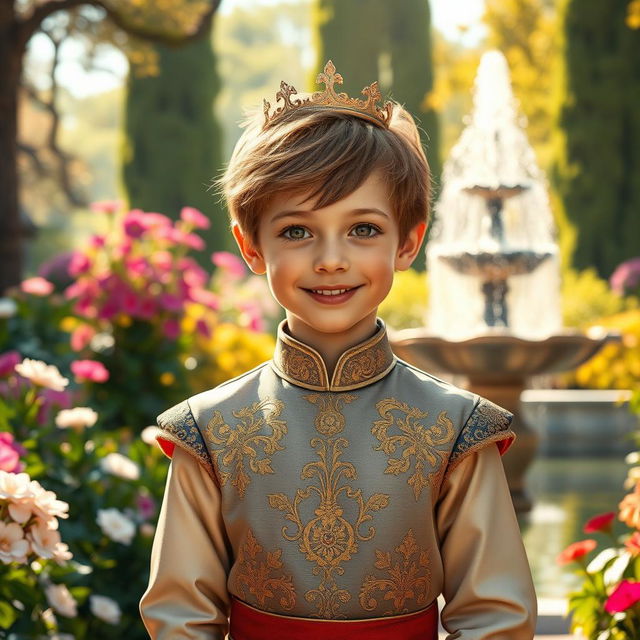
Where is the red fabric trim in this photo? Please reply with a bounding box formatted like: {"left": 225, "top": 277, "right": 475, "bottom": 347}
{"left": 496, "top": 435, "right": 515, "bottom": 456}
{"left": 229, "top": 597, "right": 438, "bottom": 640}
{"left": 156, "top": 436, "right": 175, "bottom": 459}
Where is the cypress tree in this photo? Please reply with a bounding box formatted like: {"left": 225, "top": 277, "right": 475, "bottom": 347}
{"left": 553, "top": 0, "right": 640, "bottom": 277}
{"left": 312, "top": 0, "right": 439, "bottom": 270}
{"left": 122, "top": 19, "right": 231, "bottom": 259}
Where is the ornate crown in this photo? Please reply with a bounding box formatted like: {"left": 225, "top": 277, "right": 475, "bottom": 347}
{"left": 263, "top": 60, "right": 393, "bottom": 130}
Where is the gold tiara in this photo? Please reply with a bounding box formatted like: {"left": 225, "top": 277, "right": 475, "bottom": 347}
{"left": 263, "top": 60, "right": 393, "bottom": 130}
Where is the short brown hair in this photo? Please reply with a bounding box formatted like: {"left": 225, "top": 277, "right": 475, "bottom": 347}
{"left": 219, "top": 102, "right": 431, "bottom": 244}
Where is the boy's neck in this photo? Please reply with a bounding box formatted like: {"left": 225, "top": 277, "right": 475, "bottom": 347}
{"left": 285, "top": 311, "right": 379, "bottom": 379}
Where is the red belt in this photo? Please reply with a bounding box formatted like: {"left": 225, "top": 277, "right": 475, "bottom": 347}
{"left": 229, "top": 597, "right": 438, "bottom": 640}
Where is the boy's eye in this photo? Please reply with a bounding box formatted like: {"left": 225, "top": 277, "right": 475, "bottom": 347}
{"left": 350, "top": 223, "right": 380, "bottom": 238}
{"left": 282, "top": 225, "right": 311, "bottom": 240}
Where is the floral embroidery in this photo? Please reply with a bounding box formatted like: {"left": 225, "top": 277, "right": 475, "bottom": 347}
{"left": 359, "top": 529, "right": 430, "bottom": 614}
{"left": 372, "top": 398, "right": 455, "bottom": 500}
{"left": 233, "top": 528, "right": 296, "bottom": 611}
{"left": 268, "top": 393, "right": 390, "bottom": 618}
{"left": 156, "top": 401, "right": 213, "bottom": 472}
{"left": 203, "top": 398, "right": 287, "bottom": 498}
{"left": 447, "top": 397, "right": 513, "bottom": 472}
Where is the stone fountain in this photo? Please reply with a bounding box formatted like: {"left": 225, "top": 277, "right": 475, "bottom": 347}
{"left": 389, "top": 51, "right": 614, "bottom": 512}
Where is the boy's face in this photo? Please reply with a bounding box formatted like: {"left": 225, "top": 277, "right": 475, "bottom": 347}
{"left": 234, "top": 170, "right": 425, "bottom": 347}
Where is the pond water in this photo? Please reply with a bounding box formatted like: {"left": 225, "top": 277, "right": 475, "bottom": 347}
{"left": 520, "top": 456, "right": 629, "bottom": 599}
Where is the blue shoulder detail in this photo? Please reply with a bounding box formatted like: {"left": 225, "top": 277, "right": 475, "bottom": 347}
{"left": 156, "top": 400, "right": 214, "bottom": 472}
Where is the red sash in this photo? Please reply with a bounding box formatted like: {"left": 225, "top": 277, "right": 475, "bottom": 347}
{"left": 229, "top": 597, "right": 438, "bottom": 640}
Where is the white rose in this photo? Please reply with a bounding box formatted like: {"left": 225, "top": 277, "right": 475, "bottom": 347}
{"left": 45, "top": 583, "right": 77, "bottom": 618}
{"left": 30, "top": 482, "right": 69, "bottom": 521}
{"left": 0, "top": 521, "right": 29, "bottom": 564}
{"left": 96, "top": 508, "right": 136, "bottom": 545}
{"left": 27, "top": 519, "right": 62, "bottom": 559}
{"left": 14, "top": 358, "right": 69, "bottom": 391}
{"left": 141, "top": 425, "right": 160, "bottom": 445}
{"left": 0, "top": 470, "right": 33, "bottom": 501}
{"left": 52, "top": 541, "right": 73, "bottom": 565}
{"left": 100, "top": 452, "right": 140, "bottom": 481}
{"left": 55, "top": 407, "right": 98, "bottom": 430}
{"left": 90, "top": 594, "right": 122, "bottom": 625}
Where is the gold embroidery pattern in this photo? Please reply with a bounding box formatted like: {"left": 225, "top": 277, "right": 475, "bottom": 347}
{"left": 156, "top": 401, "right": 213, "bottom": 472}
{"left": 233, "top": 528, "right": 296, "bottom": 611}
{"left": 203, "top": 398, "right": 287, "bottom": 499}
{"left": 372, "top": 398, "right": 455, "bottom": 501}
{"left": 359, "top": 529, "right": 430, "bottom": 614}
{"left": 278, "top": 342, "right": 325, "bottom": 387}
{"left": 333, "top": 341, "right": 394, "bottom": 388}
{"left": 448, "top": 398, "right": 513, "bottom": 467}
{"left": 268, "top": 394, "right": 390, "bottom": 618}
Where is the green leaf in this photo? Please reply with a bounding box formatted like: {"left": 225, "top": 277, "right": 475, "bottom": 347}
{"left": 0, "top": 601, "right": 19, "bottom": 629}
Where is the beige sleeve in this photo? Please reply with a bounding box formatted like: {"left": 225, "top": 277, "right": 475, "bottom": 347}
{"left": 436, "top": 444, "right": 537, "bottom": 640}
{"left": 139, "top": 445, "right": 231, "bottom": 640}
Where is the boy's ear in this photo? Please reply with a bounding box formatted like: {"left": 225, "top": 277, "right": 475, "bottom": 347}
{"left": 394, "top": 221, "right": 427, "bottom": 271}
{"left": 232, "top": 224, "right": 266, "bottom": 275}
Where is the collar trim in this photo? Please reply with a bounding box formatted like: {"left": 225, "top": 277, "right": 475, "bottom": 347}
{"left": 272, "top": 319, "right": 397, "bottom": 391}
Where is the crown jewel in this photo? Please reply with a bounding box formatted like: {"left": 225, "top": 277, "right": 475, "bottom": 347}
{"left": 263, "top": 60, "right": 393, "bottom": 129}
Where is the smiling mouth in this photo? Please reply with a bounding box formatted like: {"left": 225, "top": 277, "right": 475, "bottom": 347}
{"left": 303, "top": 286, "right": 361, "bottom": 296}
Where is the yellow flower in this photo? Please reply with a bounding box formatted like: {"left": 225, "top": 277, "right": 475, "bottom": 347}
{"left": 159, "top": 372, "right": 175, "bottom": 386}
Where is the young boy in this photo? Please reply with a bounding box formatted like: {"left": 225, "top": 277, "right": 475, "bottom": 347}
{"left": 140, "top": 61, "right": 537, "bottom": 639}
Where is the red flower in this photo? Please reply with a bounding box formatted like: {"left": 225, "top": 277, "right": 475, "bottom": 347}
{"left": 605, "top": 580, "right": 640, "bottom": 613}
{"left": 556, "top": 539, "right": 597, "bottom": 565}
{"left": 584, "top": 512, "right": 616, "bottom": 534}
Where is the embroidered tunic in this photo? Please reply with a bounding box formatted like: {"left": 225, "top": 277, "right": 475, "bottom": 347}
{"left": 139, "top": 320, "right": 537, "bottom": 639}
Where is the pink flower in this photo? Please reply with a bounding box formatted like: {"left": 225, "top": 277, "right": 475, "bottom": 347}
{"left": 90, "top": 200, "right": 122, "bottom": 215}
{"left": 0, "top": 351, "right": 21, "bottom": 377}
{"left": 162, "top": 319, "right": 181, "bottom": 340}
{"left": 21, "top": 277, "right": 54, "bottom": 296}
{"left": 164, "top": 228, "right": 205, "bottom": 251}
{"left": 180, "top": 207, "right": 210, "bottom": 230}
{"left": 68, "top": 252, "right": 91, "bottom": 277}
{"left": 90, "top": 235, "right": 106, "bottom": 249}
{"left": 71, "top": 360, "right": 109, "bottom": 383}
{"left": 159, "top": 293, "right": 183, "bottom": 312}
{"left": 584, "top": 512, "right": 616, "bottom": 534}
{"left": 180, "top": 260, "right": 208, "bottom": 289}
{"left": 196, "top": 318, "right": 211, "bottom": 338}
{"left": 0, "top": 433, "right": 27, "bottom": 473}
{"left": 142, "top": 212, "right": 172, "bottom": 229}
{"left": 212, "top": 252, "right": 246, "bottom": 279}
{"left": 122, "top": 210, "right": 147, "bottom": 239}
{"left": 151, "top": 251, "right": 173, "bottom": 271}
{"left": 610, "top": 257, "right": 640, "bottom": 295}
{"left": 605, "top": 580, "right": 640, "bottom": 613}
{"left": 70, "top": 325, "right": 96, "bottom": 352}
{"left": 136, "top": 494, "right": 156, "bottom": 520}
{"left": 36, "top": 388, "right": 73, "bottom": 426}
{"left": 138, "top": 298, "right": 157, "bottom": 319}
{"left": 190, "top": 288, "right": 219, "bottom": 310}
{"left": 125, "top": 256, "right": 149, "bottom": 278}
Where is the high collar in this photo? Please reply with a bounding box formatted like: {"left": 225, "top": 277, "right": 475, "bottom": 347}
{"left": 272, "top": 319, "right": 397, "bottom": 392}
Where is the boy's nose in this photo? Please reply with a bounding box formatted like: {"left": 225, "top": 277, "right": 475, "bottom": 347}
{"left": 313, "top": 239, "right": 349, "bottom": 273}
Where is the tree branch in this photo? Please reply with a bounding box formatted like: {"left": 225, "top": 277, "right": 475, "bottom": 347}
{"left": 18, "top": 0, "right": 221, "bottom": 48}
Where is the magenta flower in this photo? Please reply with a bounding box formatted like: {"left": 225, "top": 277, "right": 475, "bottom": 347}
{"left": 143, "top": 212, "right": 172, "bottom": 230}
{"left": 122, "top": 210, "right": 148, "bottom": 239}
{"left": 90, "top": 200, "right": 122, "bottom": 215}
{"left": 0, "top": 433, "right": 27, "bottom": 473}
{"left": 90, "top": 235, "right": 106, "bottom": 249}
{"left": 71, "top": 360, "right": 109, "bottom": 383}
{"left": 159, "top": 293, "right": 183, "bottom": 312}
{"left": 162, "top": 319, "right": 181, "bottom": 340}
{"left": 180, "top": 207, "right": 210, "bottom": 230}
{"left": 136, "top": 494, "right": 156, "bottom": 520}
{"left": 125, "top": 256, "right": 149, "bottom": 278}
{"left": 68, "top": 252, "right": 92, "bottom": 277}
{"left": 610, "top": 257, "right": 640, "bottom": 295}
{"left": 605, "top": 580, "right": 640, "bottom": 613}
{"left": 21, "top": 277, "right": 54, "bottom": 296}
{"left": 37, "top": 388, "right": 73, "bottom": 425}
{"left": 196, "top": 318, "right": 211, "bottom": 338}
{"left": 0, "top": 351, "right": 21, "bottom": 377}
{"left": 138, "top": 298, "right": 158, "bottom": 320}
{"left": 211, "top": 252, "right": 246, "bottom": 279}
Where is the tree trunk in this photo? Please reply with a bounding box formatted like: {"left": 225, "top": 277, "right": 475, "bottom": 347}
{"left": 0, "top": 14, "right": 24, "bottom": 294}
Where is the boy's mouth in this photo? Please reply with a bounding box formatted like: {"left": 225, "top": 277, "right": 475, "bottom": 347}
{"left": 302, "top": 285, "right": 362, "bottom": 304}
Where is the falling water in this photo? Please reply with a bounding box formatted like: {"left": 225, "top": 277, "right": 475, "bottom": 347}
{"left": 427, "top": 51, "right": 562, "bottom": 338}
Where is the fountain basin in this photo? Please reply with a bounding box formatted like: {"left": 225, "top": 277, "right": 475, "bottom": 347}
{"left": 521, "top": 389, "right": 637, "bottom": 457}
{"left": 389, "top": 328, "right": 618, "bottom": 386}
